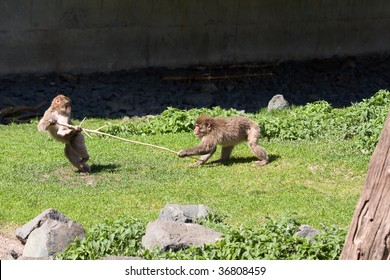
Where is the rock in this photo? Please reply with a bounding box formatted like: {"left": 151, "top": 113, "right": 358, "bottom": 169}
{"left": 267, "top": 94, "right": 290, "bottom": 111}
{"left": 295, "top": 225, "right": 321, "bottom": 241}
{"left": 142, "top": 220, "right": 222, "bottom": 251}
{"left": 16, "top": 208, "right": 69, "bottom": 244}
{"left": 22, "top": 219, "right": 85, "bottom": 258}
{"left": 158, "top": 204, "right": 212, "bottom": 223}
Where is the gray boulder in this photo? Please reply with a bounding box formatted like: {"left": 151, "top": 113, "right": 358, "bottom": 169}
{"left": 295, "top": 225, "right": 321, "bottom": 241}
{"left": 158, "top": 204, "right": 212, "bottom": 223}
{"left": 142, "top": 220, "right": 222, "bottom": 251}
{"left": 16, "top": 208, "right": 69, "bottom": 244}
{"left": 267, "top": 94, "right": 290, "bottom": 111}
{"left": 22, "top": 219, "right": 85, "bottom": 258}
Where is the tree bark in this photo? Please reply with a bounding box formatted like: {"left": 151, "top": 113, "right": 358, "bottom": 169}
{"left": 340, "top": 111, "right": 390, "bottom": 260}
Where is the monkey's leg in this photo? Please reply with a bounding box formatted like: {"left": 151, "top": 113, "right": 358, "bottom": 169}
{"left": 212, "top": 146, "right": 234, "bottom": 164}
{"left": 68, "top": 135, "right": 91, "bottom": 173}
{"left": 65, "top": 144, "right": 85, "bottom": 172}
{"left": 247, "top": 129, "right": 269, "bottom": 167}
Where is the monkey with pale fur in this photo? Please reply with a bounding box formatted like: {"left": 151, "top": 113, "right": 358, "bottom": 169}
{"left": 178, "top": 114, "right": 269, "bottom": 167}
{"left": 38, "top": 94, "right": 91, "bottom": 173}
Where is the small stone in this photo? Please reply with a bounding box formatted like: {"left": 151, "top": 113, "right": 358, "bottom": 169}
{"left": 295, "top": 225, "right": 321, "bottom": 241}
{"left": 267, "top": 94, "right": 290, "bottom": 112}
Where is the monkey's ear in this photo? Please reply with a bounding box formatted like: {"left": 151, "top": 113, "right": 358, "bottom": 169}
{"left": 206, "top": 121, "right": 213, "bottom": 129}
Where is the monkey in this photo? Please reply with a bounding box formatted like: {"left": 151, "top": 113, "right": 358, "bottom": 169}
{"left": 178, "top": 114, "right": 269, "bottom": 167}
{"left": 38, "top": 94, "right": 91, "bottom": 173}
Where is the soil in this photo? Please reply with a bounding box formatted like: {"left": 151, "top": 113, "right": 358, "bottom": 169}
{"left": 0, "top": 234, "right": 24, "bottom": 260}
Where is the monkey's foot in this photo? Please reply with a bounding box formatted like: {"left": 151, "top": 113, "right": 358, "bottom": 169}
{"left": 78, "top": 164, "right": 91, "bottom": 173}
{"left": 188, "top": 161, "right": 205, "bottom": 167}
{"left": 252, "top": 160, "right": 268, "bottom": 167}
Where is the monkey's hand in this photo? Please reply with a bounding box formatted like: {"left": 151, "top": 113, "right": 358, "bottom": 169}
{"left": 73, "top": 125, "right": 82, "bottom": 132}
{"left": 177, "top": 150, "right": 187, "bottom": 157}
{"left": 49, "top": 119, "right": 57, "bottom": 125}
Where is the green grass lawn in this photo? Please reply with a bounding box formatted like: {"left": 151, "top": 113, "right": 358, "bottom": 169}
{"left": 0, "top": 120, "right": 369, "bottom": 234}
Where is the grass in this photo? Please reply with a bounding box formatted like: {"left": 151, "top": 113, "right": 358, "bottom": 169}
{"left": 0, "top": 119, "right": 369, "bottom": 234}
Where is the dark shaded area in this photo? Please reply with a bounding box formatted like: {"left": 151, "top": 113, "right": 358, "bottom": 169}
{"left": 90, "top": 164, "right": 120, "bottom": 173}
{"left": 213, "top": 154, "right": 279, "bottom": 166}
{"left": 1, "top": 53, "right": 390, "bottom": 120}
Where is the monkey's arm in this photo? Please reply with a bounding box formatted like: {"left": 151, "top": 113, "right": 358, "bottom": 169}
{"left": 178, "top": 143, "right": 216, "bottom": 157}
{"left": 37, "top": 112, "right": 56, "bottom": 131}
{"left": 178, "top": 145, "right": 216, "bottom": 165}
{"left": 178, "top": 136, "right": 218, "bottom": 165}
{"left": 178, "top": 136, "right": 218, "bottom": 156}
{"left": 56, "top": 116, "right": 81, "bottom": 136}
{"left": 37, "top": 120, "right": 51, "bottom": 131}
{"left": 177, "top": 146, "right": 212, "bottom": 157}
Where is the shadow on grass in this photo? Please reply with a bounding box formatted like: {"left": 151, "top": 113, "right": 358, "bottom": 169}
{"left": 208, "top": 154, "right": 279, "bottom": 167}
{"left": 91, "top": 164, "right": 120, "bottom": 173}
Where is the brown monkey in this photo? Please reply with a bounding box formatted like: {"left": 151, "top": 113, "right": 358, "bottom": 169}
{"left": 178, "top": 114, "right": 269, "bottom": 167}
{"left": 38, "top": 94, "right": 91, "bottom": 173}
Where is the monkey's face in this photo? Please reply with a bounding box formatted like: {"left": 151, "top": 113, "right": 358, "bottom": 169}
{"left": 56, "top": 100, "right": 71, "bottom": 115}
{"left": 194, "top": 123, "right": 210, "bottom": 138}
{"left": 62, "top": 102, "right": 71, "bottom": 115}
{"left": 53, "top": 95, "right": 71, "bottom": 115}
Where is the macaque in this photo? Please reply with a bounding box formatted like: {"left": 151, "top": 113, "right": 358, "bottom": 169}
{"left": 178, "top": 114, "right": 269, "bottom": 167}
{"left": 38, "top": 94, "right": 90, "bottom": 173}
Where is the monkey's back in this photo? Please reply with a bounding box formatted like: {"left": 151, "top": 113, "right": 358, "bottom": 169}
{"left": 214, "top": 116, "right": 260, "bottom": 146}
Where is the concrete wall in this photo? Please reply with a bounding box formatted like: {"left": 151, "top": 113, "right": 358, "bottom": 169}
{"left": 1, "top": 0, "right": 389, "bottom": 75}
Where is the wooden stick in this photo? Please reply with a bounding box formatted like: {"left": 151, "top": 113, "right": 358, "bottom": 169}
{"left": 57, "top": 122, "right": 198, "bottom": 161}
{"left": 0, "top": 102, "right": 46, "bottom": 117}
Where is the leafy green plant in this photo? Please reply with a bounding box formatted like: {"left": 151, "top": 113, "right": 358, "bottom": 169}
{"left": 148, "top": 217, "right": 346, "bottom": 260}
{"left": 103, "top": 90, "right": 390, "bottom": 154}
{"left": 56, "top": 217, "right": 145, "bottom": 260}
{"left": 104, "top": 107, "right": 245, "bottom": 135}
{"left": 256, "top": 101, "right": 336, "bottom": 140}
{"left": 343, "top": 90, "right": 390, "bottom": 153}
{"left": 57, "top": 216, "right": 346, "bottom": 260}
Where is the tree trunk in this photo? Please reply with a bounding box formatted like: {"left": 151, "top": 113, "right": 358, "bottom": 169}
{"left": 340, "top": 111, "right": 390, "bottom": 260}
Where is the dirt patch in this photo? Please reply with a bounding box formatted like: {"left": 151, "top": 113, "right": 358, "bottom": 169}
{"left": 0, "top": 234, "right": 24, "bottom": 260}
